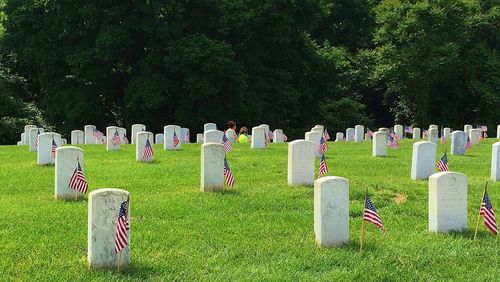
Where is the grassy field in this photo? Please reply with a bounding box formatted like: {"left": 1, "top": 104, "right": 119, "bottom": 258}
{"left": 1, "top": 139, "right": 499, "bottom": 281}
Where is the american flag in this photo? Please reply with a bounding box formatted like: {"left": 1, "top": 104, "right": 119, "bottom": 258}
{"left": 363, "top": 195, "right": 384, "bottom": 230}
{"left": 142, "top": 138, "right": 154, "bottom": 160}
{"left": 318, "top": 153, "right": 328, "bottom": 177}
{"left": 387, "top": 135, "right": 399, "bottom": 149}
{"left": 404, "top": 126, "right": 413, "bottom": 133}
{"left": 390, "top": 132, "right": 401, "bottom": 141}
{"left": 465, "top": 136, "right": 473, "bottom": 151}
{"left": 111, "top": 130, "right": 121, "bottom": 146}
{"left": 440, "top": 132, "right": 446, "bottom": 144}
{"left": 221, "top": 134, "right": 232, "bottom": 152}
{"left": 436, "top": 150, "right": 449, "bottom": 172}
{"left": 68, "top": 161, "right": 88, "bottom": 193}
{"left": 34, "top": 129, "right": 40, "bottom": 147}
{"left": 224, "top": 158, "right": 235, "bottom": 187}
{"left": 172, "top": 131, "right": 180, "bottom": 148}
{"left": 51, "top": 138, "right": 58, "bottom": 157}
{"left": 319, "top": 135, "right": 328, "bottom": 154}
{"left": 367, "top": 129, "right": 374, "bottom": 137}
{"left": 323, "top": 129, "right": 330, "bottom": 140}
{"left": 114, "top": 201, "right": 130, "bottom": 253}
{"left": 122, "top": 134, "right": 129, "bottom": 144}
{"left": 282, "top": 133, "right": 288, "bottom": 142}
{"left": 93, "top": 129, "right": 105, "bottom": 144}
{"left": 480, "top": 190, "right": 497, "bottom": 235}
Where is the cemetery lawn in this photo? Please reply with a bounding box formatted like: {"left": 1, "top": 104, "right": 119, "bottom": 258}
{"left": 1, "top": 140, "right": 500, "bottom": 281}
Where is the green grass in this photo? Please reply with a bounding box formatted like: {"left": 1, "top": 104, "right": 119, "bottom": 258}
{"left": 1, "top": 139, "right": 499, "bottom": 281}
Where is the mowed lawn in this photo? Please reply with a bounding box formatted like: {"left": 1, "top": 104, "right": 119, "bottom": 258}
{"left": 1, "top": 139, "right": 499, "bottom": 281}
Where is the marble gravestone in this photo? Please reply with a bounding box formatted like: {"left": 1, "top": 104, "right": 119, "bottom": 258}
{"left": 428, "top": 128, "right": 438, "bottom": 144}
{"left": 394, "top": 125, "right": 403, "bottom": 140}
{"left": 204, "top": 129, "right": 224, "bottom": 145}
{"left": 118, "top": 127, "right": 127, "bottom": 144}
{"left": 55, "top": 146, "right": 85, "bottom": 199}
{"left": 71, "top": 130, "right": 84, "bottom": 145}
{"left": 61, "top": 139, "right": 67, "bottom": 145}
{"left": 287, "top": 140, "right": 316, "bottom": 186}
{"left": 37, "top": 132, "right": 62, "bottom": 165}
{"left": 354, "top": 125, "right": 364, "bottom": 142}
{"left": 492, "top": 143, "right": 500, "bottom": 181}
{"left": 24, "top": 125, "right": 37, "bottom": 140}
{"left": 469, "top": 129, "right": 481, "bottom": 145}
{"left": 204, "top": 123, "right": 217, "bottom": 132}
{"left": 88, "top": 188, "right": 130, "bottom": 268}
{"left": 200, "top": 143, "right": 225, "bottom": 192}
{"left": 372, "top": 131, "right": 387, "bottom": 157}
{"left": 225, "top": 129, "right": 238, "bottom": 143}
{"left": 464, "top": 124, "right": 472, "bottom": 135}
{"left": 131, "top": 124, "right": 145, "bottom": 144}
{"left": 451, "top": 131, "right": 467, "bottom": 155}
{"left": 411, "top": 141, "right": 437, "bottom": 180}
{"left": 28, "top": 128, "right": 42, "bottom": 152}
{"left": 497, "top": 125, "right": 500, "bottom": 139}
{"left": 312, "top": 125, "right": 324, "bottom": 132}
{"left": 273, "top": 129, "right": 284, "bottom": 143}
{"left": 106, "top": 126, "right": 121, "bottom": 151}
{"left": 259, "top": 124, "right": 270, "bottom": 138}
{"left": 378, "top": 127, "right": 390, "bottom": 135}
{"left": 164, "top": 125, "right": 182, "bottom": 150}
{"left": 155, "top": 134, "right": 164, "bottom": 145}
{"left": 428, "top": 172, "right": 468, "bottom": 233}
{"left": 20, "top": 132, "right": 26, "bottom": 145}
{"left": 345, "top": 128, "right": 355, "bottom": 142}
{"left": 429, "top": 125, "right": 438, "bottom": 131}
{"left": 305, "top": 131, "right": 322, "bottom": 158}
{"left": 181, "top": 128, "right": 190, "bottom": 144}
{"left": 314, "top": 176, "right": 349, "bottom": 248}
{"left": 413, "top": 127, "right": 421, "bottom": 139}
{"left": 251, "top": 127, "right": 266, "bottom": 149}
{"left": 443, "top": 128, "right": 451, "bottom": 139}
{"left": 335, "top": 132, "right": 344, "bottom": 142}
{"left": 84, "top": 125, "right": 97, "bottom": 144}
{"left": 196, "top": 133, "right": 204, "bottom": 144}
{"left": 136, "top": 131, "right": 154, "bottom": 162}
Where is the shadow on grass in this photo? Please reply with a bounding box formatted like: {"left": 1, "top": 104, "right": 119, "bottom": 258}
{"left": 89, "top": 262, "right": 157, "bottom": 280}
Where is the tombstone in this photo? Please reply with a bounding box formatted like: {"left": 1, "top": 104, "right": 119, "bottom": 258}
{"left": 412, "top": 127, "right": 421, "bottom": 139}
{"left": 394, "top": 125, "right": 403, "bottom": 139}
{"left": 131, "top": 124, "right": 145, "bottom": 144}
{"left": 84, "top": 125, "right": 97, "bottom": 144}
{"left": 136, "top": 131, "right": 154, "bottom": 162}
{"left": 24, "top": 125, "right": 37, "bottom": 138}
{"left": 101, "top": 136, "right": 107, "bottom": 145}
{"left": 225, "top": 129, "right": 237, "bottom": 143}
{"left": 335, "top": 132, "right": 344, "bottom": 142}
{"left": 20, "top": 132, "right": 27, "bottom": 145}
{"left": 378, "top": 127, "right": 390, "bottom": 135}
{"left": 312, "top": 125, "right": 324, "bottom": 132}
{"left": 345, "top": 128, "right": 355, "bottom": 141}
{"left": 61, "top": 138, "right": 67, "bottom": 145}
{"left": 443, "top": 127, "right": 451, "bottom": 139}
{"left": 464, "top": 124, "right": 472, "bottom": 135}
{"left": 106, "top": 126, "right": 121, "bottom": 151}
{"left": 259, "top": 124, "right": 270, "bottom": 138}
{"left": 451, "top": 131, "right": 467, "bottom": 155}
{"left": 428, "top": 128, "right": 438, "bottom": 144}
{"left": 155, "top": 134, "right": 164, "bottom": 145}
{"left": 497, "top": 125, "right": 500, "bottom": 139}
{"left": 88, "top": 188, "right": 130, "bottom": 268}
{"left": 118, "top": 127, "right": 127, "bottom": 144}
{"left": 305, "top": 131, "right": 323, "bottom": 158}
{"left": 492, "top": 143, "right": 500, "bottom": 181}
{"left": 17, "top": 141, "right": 22, "bottom": 145}
{"left": 200, "top": 143, "right": 224, "bottom": 192}
{"left": 28, "top": 128, "right": 41, "bottom": 152}
{"left": 372, "top": 131, "right": 387, "bottom": 157}
{"left": 204, "top": 123, "right": 217, "bottom": 132}
{"left": 287, "top": 140, "right": 316, "bottom": 186}
{"left": 163, "top": 125, "right": 182, "bottom": 150}
{"left": 411, "top": 141, "right": 437, "bottom": 180}
{"left": 273, "top": 129, "right": 284, "bottom": 143}
{"left": 37, "top": 132, "right": 62, "bottom": 165}
{"left": 71, "top": 130, "right": 84, "bottom": 145}
{"left": 196, "top": 133, "right": 204, "bottom": 144}
{"left": 181, "top": 128, "right": 190, "bottom": 143}
{"left": 428, "top": 172, "right": 468, "bottom": 233}
{"left": 314, "top": 176, "right": 349, "bottom": 247}
{"left": 429, "top": 125, "right": 438, "bottom": 130}
{"left": 204, "top": 129, "right": 224, "bottom": 145}
{"left": 251, "top": 127, "right": 266, "bottom": 149}
{"left": 354, "top": 125, "right": 364, "bottom": 142}
{"left": 55, "top": 146, "right": 85, "bottom": 199}
{"left": 469, "top": 129, "right": 481, "bottom": 145}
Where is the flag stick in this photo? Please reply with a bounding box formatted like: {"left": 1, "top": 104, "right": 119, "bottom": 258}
{"left": 474, "top": 182, "right": 488, "bottom": 240}
{"left": 360, "top": 188, "right": 367, "bottom": 251}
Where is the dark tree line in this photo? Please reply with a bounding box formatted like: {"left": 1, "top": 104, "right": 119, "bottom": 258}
{"left": 0, "top": 0, "right": 498, "bottom": 143}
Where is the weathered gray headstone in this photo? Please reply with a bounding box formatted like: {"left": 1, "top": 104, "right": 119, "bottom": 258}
{"left": 204, "top": 123, "right": 217, "bottom": 132}
{"left": 71, "top": 130, "right": 84, "bottom": 145}
{"left": 413, "top": 127, "right": 421, "bottom": 139}
{"left": 273, "top": 129, "right": 284, "bottom": 143}
{"left": 469, "top": 129, "right": 481, "bottom": 145}
{"left": 372, "top": 131, "right": 387, "bottom": 157}
{"left": 37, "top": 132, "right": 62, "bottom": 165}
{"left": 84, "top": 125, "right": 97, "bottom": 144}
{"left": 155, "top": 134, "right": 164, "bottom": 145}
{"left": 88, "top": 188, "right": 130, "bottom": 268}
{"left": 451, "top": 131, "right": 467, "bottom": 155}
{"left": 196, "top": 133, "right": 204, "bottom": 144}
{"left": 492, "top": 142, "right": 500, "bottom": 181}
{"left": 335, "top": 132, "right": 344, "bottom": 142}
{"left": 354, "top": 125, "right": 364, "bottom": 142}
{"left": 55, "top": 146, "right": 85, "bottom": 199}
{"left": 394, "top": 125, "right": 403, "bottom": 140}
{"left": 464, "top": 124, "right": 472, "bottom": 135}
{"left": 411, "top": 141, "right": 437, "bottom": 180}
{"left": 164, "top": 125, "right": 182, "bottom": 150}
{"left": 428, "top": 172, "right": 468, "bottom": 233}
{"left": 287, "top": 140, "right": 316, "bottom": 186}
{"left": 251, "top": 127, "right": 266, "bottom": 149}
{"left": 200, "top": 143, "right": 224, "bottom": 192}
{"left": 345, "top": 128, "right": 355, "bottom": 141}
{"left": 106, "top": 126, "right": 121, "bottom": 151}
{"left": 314, "top": 176, "right": 349, "bottom": 247}
{"left": 131, "top": 124, "right": 145, "bottom": 144}
{"left": 136, "top": 131, "right": 154, "bottom": 162}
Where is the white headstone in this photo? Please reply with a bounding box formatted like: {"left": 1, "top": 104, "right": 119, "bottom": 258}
{"left": 428, "top": 128, "right": 438, "bottom": 144}
{"left": 196, "top": 133, "right": 204, "bottom": 144}
{"left": 497, "top": 125, "right": 500, "bottom": 139}
{"left": 305, "top": 131, "right": 322, "bottom": 158}
{"left": 443, "top": 128, "right": 451, "bottom": 139}
{"left": 492, "top": 142, "right": 500, "bottom": 181}
{"left": 28, "top": 128, "right": 41, "bottom": 152}
{"left": 259, "top": 124, "right": 270, "bottom": 138}
{"left": 335, "top": 132, "right": 344, "bottom": 142}
{"left": 37, "top": 132, "right": 62, "bottom": 165}
{"left": 312, "top": 125, "right": 324, "bottom": 132}
{"left": 17, "top": 141, "right": 22, "bottom": 145}
{"left": 411, "top": 141, "right": 437, "bottom": 180}
{"left": 345, "top": 128, "right": 355, "bottom": 141}
{"left": 55, "top": 146, "right": 85, "bottom": 199}
{"left": 469, "top": 129, "right": 481, "bottom": 145}
{"left": 225, "top": 129, "right": 237, "bottom": 143}
{"left": 354, "top": 125, "right": 364, "bottom": 142}
{"left": 287, "top": 140, "right": 316, "bottom": 186}
{"left": 429, "top": 124, "right": 438, "bottom": 130}
{"left": 118, "top": 127, "right": 127, "bottom": 144}
{"left": 61, "top": 138, "right": 67, "bottom": 145}
{"left": 155, "top": 134, "right": 164, "bottom": 145}
{"left": 464, "top": 124, "right": 472, "bottom": 135}
{"left": 84, "top": 125, "right": 97, "bottom": 144}
{"left": 204, "top": 123, "right": 217, "bottom": 132}
{"left": 314, "top": 176, "right": 349, "bottom": 247}
{"left": 372, "top": 131, "right": 387, "bottom": 157}
{"left": 273, "top": 129, "right": 284, "bottom": 143}
{"left": 131, "top": 124, "right": 146, "bottom": 144}
{"left": 394, "top": 125, "right": 403, "bottom": 139}
{"left": 71, "top": 130, "right": 84, "bottom": 145}
{"left": 24, "top": 125, "right": 37, "bottom": 139}
{"left": 413, "top": 127, "right": 421, "bottom": 139}
{"left": 181, "top": 128, "right": 190, "bottom": 143}
{"left": 451, "top": 131, "right": 467, "bottom": 155}
{"left": 200, "top": 143, "right": 224, "bottom": 192}
{"left": 106, "top": 126, "right": 121, "bottom": 151}
{"left": 88, "top": 188, "right": 130, "bottom": 268}
{"left": 163, "top": 125, "right": 182, "bottom": 150}
{"left": 251, "top": 127, "right": 266, "bottom": 149}
{"left": 21, "top": 132, "right": 27, "bottom": 145}
{"left": 378, "top": 127, "right": 390, "bottom": 135}
{"left": 429, "top": 172, "right": 468, "bottom": 233}
{"left": 204, "top": 129, "right": 224, "bottom": 145}
{"left": 136, "top": 131, "right": 154, "bottom": 162}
